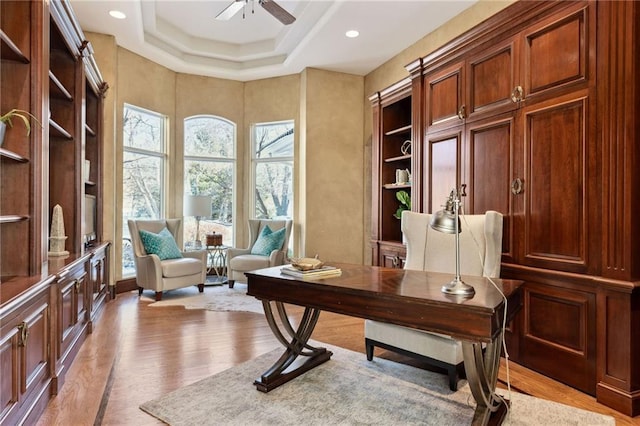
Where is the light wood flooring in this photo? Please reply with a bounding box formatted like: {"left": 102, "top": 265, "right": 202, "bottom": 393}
{"left": 36, "top": 287, "right": 639, "bottom": 425}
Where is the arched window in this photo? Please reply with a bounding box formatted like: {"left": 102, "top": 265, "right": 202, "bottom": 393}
{"left": 184, "top": 115, "right": 236, "bottom": 247}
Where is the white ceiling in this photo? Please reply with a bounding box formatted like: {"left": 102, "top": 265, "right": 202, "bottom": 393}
{"left": 69, "top": 0, "right": 477, "bottom": 82}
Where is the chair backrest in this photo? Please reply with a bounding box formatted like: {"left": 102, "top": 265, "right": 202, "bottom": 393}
{"left": 401, "top": 210, "right": 503, "bottom": 277}
{"left": 128, "top": 218, "right": 183, "bottom": 257}
{"left": 247, "top": 219, "right": 293, "bottom": 254}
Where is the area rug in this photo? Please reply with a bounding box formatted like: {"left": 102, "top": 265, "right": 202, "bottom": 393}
{"left": 140, "top": 343, "right": 614, "bottom": 426}
{"left": 145, "top": 283, "right": 264, "bottom": 314}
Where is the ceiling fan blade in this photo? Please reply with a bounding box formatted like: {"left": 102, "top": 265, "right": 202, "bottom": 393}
{"left": 215, "top": 0, "right": 245, "bottom": 21}
{"left": 259, "top": 0, "right": 296, "bottom": 25}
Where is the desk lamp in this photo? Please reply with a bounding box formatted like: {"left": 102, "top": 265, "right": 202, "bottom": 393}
{"left": 184, "top": 195, "right": 211, "bottom": 249}
{"left": 429, "top": 188, "right": 475, "bottom": 296}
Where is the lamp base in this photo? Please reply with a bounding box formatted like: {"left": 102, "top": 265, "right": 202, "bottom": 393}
{"left": 441, "top": 277, "right": 475, "bottom": 296}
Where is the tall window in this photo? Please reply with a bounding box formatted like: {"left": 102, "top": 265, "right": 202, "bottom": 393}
{"left": 121, "top": 104, "right": 167, "bottom": 277}
{"left": 252, "top": 120, "right": 294, "bottom": 219}
{"left": 184, "top": 115, "right": 236, "bottom": 246}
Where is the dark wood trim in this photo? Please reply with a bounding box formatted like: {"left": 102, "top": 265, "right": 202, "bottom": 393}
{"left": 115, "top": 277, "right": 137, "bottom": 294}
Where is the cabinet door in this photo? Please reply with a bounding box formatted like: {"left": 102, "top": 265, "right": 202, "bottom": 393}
{"left": 522, "top": 3, "right": 592, "bottom": 104}
{"left": 517, "top": 92, "right": 591, "bottom": 274}
{"left": 378, "top": 243, "right": 406, "bottom": 269}
{"left": 519, "top": 280, "right": 596, "bottom": 394}
{"left": 0, "top": 288, "right": 50, "bottom": 426}
{"left": 57, "top": 268, "right": 88, "bottom": 361}
{"left": 424, "top": 127, "right": 461, "bottom": 213}
{"left": 424, "top": 62, "right": 465, "bottom": 132}
{"left": 0, "top": 321, "right": 19, "bottom": 423}
{"left": 89, "top": 245, "right": 109, "bottom": 319}
{"left": 466, "top": 38, "right": 520, "bottom": 121}
{"left": 464, "top": 114, "right": 517, "bottom": 262}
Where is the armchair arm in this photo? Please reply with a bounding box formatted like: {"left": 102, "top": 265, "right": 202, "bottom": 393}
{"left": 182, "top": 250, "right": 207, "bottom": 282}
{"left": 182, "top": 249, "right": 206, "bottom": 263}
{"left": 268, "top": 249, "right": 286, "bottom": 266}
{"left": 134, "top": 254, "right": 163, "bottom": 290}
{"left": 227, "top": 247, "right": 251, "bottom": 260}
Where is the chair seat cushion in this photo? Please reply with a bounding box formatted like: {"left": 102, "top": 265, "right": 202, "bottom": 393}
{"left": 364, "top": 320, "right": 463, "bottom": 364}
{"left": 161, "top": 257, "right": 203, "bottom": 278}
{"left": 229, "top": 254, "right": 272, "bottom": 272}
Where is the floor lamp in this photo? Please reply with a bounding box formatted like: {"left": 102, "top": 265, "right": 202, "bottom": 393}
{"left": 429, "top": 188, "right": 475, "bottom": 296}
{"left": 184, "top": 195, "right": 211, "bottom": 249}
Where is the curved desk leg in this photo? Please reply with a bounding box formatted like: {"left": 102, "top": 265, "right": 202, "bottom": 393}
{"left": 462, "top": 332, "right": 509, "bottom": 426}
{"left": 254, "top": 301, "right": 332, "bottom": 392}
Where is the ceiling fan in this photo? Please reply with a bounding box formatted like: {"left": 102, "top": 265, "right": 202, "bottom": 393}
{"left": 216, "top": 0, "right": 296, "bottom": 25}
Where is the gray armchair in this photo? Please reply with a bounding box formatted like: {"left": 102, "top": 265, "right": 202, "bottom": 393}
{"left": 227, "top": 219, "right": 293, "bottom": 288}
{"left": 365, "top": 210, "right": 503, "bottom": 391}
{"left": 128, "top": 219, "right": 207, "bottom": 301}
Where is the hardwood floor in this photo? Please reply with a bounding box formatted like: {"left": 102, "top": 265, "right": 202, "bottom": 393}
{"left": 37, "top": 288, "right": 638, "bottom": 425}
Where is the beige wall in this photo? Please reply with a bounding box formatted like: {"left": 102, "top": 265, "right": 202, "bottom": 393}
{"left": 300, "top": 68, "right": 364, "bottom": 263}
{"left": 89, "top": 0, "right": 516, "bottom": 280}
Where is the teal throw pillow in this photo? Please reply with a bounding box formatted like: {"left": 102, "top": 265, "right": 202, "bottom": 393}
{"left": 250, "top": 225, "right": 286, "bottom": 256}
{"left": 139, "top": 227, "right": 183, "bottom": 260}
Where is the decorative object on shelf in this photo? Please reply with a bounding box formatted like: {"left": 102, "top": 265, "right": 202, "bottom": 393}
{"left": 393, "top": 190, "right": 411, "bottom": 219}
{"left": 49, "top": 204, "right": 69, "bottom": 257}
{"left": 184, "top": 195, "right": 211, "bottom": 249}
{"left": 206, "top": 232, "right": 223, "bottom": 247}
{"left": 0, "top": 109, "right": 41, "bottom": 146}
{"left": 429, "top": 187, "right": 474, "bottom": 296}
{"left": 401, "top": 140, "right": 412, "bottom": 156}
{"left": 395, "top": 168, "right": 410, "bottom": 184}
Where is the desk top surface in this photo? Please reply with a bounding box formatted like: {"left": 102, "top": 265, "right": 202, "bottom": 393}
{"left": 246, "top": 263, "right": 523, "bottom": 342}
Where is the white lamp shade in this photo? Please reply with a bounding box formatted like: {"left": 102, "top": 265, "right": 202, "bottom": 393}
{"left": 184, "top": 195, "right": 211, "bottom": 218}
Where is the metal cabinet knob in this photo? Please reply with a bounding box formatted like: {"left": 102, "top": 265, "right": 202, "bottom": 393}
{"left": 511, "top": 178, "right": 524, "bottom": 194}
{"left": 511, "top": 86, "right": 524, "bottom": 103}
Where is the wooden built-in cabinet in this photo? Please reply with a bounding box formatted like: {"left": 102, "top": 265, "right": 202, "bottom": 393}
{"left": 0, "top": 1, "right": 110, "bottom": 424}
{"left": 372, "top": 0, "right": 639, "bottom": 416}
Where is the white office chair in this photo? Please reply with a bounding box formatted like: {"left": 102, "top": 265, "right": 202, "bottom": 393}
{"left": 365, "top": 210, "right": 503, "bottom": 390}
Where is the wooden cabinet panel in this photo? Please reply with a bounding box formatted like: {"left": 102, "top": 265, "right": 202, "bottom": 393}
{"left": 0, "top": 325, "right": 18, "bottom": 421}
{"left": 0, "top": 285, "right": 51, "bottom": 426}
{"left": 520, "top": 280, "right": 596, "bottom": 394}
{"left": 465, "top": 115, "right": 516, "bottom": 261}
{"left": 56, "top": 260, "right": 89, "bottom": 380}
{"left": 467, "top": 39, "right": 518, "bottom": 119}
{"left": 523, "top": 4, "right": 590, "bottom": 100}
{"left": 424, "top": 62, "right": 464, "bottom": 131}
{"left": 378, "top": 242, "right": 406, "bottom": 269}
{"left": 88, "top": 243, "right": 110, "bottom": 325}
{"left": 522, "top": 94, "right": 589, "bottom": 273}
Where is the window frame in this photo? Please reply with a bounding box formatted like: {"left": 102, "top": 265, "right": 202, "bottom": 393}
{"left": 250, "top": 119, "right": 295, "bottom": 220}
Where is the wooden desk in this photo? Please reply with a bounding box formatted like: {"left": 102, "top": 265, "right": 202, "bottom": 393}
{"left": 246, "top": 263, "right": 522, "bottom": 425}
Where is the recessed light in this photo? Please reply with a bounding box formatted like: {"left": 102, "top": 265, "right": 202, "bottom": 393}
{"left": 109, "top": 10, "right": 126, "bottom": 19}
{"left": 345, "top": 30, "right": 359, "bottom": 38}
